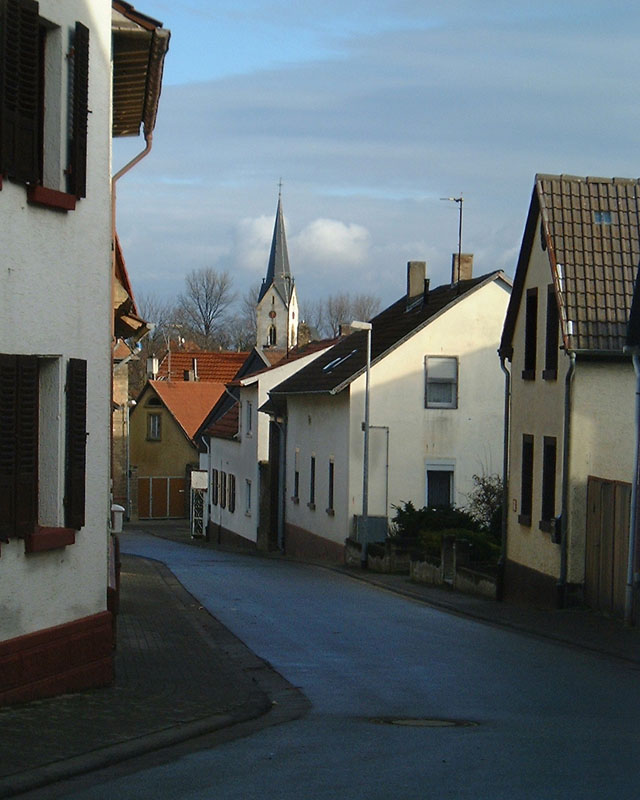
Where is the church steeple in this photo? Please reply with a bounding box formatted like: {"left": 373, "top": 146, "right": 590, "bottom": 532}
{"left": 258, "top": 188, "right": 293, "bottom": 305}
{"left": 255, "top": 188, "right": 299, "bottom": 350}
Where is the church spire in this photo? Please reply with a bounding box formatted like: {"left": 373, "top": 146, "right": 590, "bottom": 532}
{"left": 259, "top": 189, "right": 293, "bottom": 304}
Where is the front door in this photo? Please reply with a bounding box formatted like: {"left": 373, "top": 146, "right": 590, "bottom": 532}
{"left": 585, "top": 476, "right": 630, "bottom": 617}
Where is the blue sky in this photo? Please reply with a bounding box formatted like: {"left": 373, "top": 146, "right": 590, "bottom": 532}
{"left": 113, "top": 1, "right": 640, "bottom": 312}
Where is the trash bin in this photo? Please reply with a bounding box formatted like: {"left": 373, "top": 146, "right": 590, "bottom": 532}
{"left": 111, "top": 503, "right": 125, "bottom": 534}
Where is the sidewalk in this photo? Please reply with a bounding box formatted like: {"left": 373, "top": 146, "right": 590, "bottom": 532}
{"left": 0, "top": 551, "right": 309, "bottom": 799}
{"left": 1, "top": 521, "right": 638, "bottom": 797}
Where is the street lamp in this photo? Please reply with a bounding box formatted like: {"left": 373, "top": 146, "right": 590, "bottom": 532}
{"left": 441, "top": 196, "right": 464, "bottom": 279}
{"left": 351, "top": 320, "right": 372, "bottom": 567}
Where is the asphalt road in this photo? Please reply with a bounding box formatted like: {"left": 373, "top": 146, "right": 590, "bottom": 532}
{"left": 28, "top": 531, "right": 640, "bottom": 799}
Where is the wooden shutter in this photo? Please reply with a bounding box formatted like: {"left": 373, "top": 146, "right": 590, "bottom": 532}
{"left": 68, "top": 21, "right": 89, "bottom": 197}
{"left": 65, "top": 359, "right": 87, "bottom": 529}
{"left": 0, "top": 0, "right": 40, "bottom": 183}
{"left": 0, "top": 354, "right": 38, "bottom": 539}
{"left": 0, "top": 355, "right": 18, "bottom": 538}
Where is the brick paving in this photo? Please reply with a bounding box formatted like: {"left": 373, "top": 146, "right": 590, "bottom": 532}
{"left": 0, "top": 555, "right": 278, "bottom": 798}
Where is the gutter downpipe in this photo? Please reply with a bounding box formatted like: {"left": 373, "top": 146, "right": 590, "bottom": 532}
{"left": 625, "top": 355, "right": 640, "bottom": 625}
{"left": 497, "top": 355, "right": 511, "bottom": 601}
{"left": 203, "top": 437, "right": 211, "bottom": 541}
{"left": 558, "top": 351, "right": 576, "bottom": 608}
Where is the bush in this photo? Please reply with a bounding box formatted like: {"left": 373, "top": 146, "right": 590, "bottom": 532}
{"left": 391, "top": 501, "right": 500, "bottom": 565}
{"left": 465, "top": 473, "right": 503, "bottom": 545}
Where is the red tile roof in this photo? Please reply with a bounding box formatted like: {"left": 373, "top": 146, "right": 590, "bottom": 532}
{"left": 150, "top": 381, "right": 226, "bottom": 441}
{"left": 156, "top": 351, "right": 248, "bottom": 382}
{"left": 206, "top": 402, "right": 240, "bottom": 441}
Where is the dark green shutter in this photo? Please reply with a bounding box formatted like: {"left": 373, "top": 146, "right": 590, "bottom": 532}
{"left": 65, "top": 359, "right": 87, "bottom": 529}
{"left": 0, "top": 354, "right": 38, "bottom": 539}
{"left": 0, "top": 0, "right": 40, "bottom": 183}
{"left": 68, "top": 21, "right": 89, "bottom": 197}
{"left": 0, "top": 355, "right": 18, "bottom": 538}
{"left": 15, "top": 356, "right": 38, "bottom": 536}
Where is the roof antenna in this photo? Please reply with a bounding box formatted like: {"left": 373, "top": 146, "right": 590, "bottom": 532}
{"left": 441, "top": 195, "right": 464, "bottom": 286}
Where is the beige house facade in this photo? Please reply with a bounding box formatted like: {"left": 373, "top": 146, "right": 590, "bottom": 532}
{"left": 500, "top": 175, "right": 639, "bottom": 617}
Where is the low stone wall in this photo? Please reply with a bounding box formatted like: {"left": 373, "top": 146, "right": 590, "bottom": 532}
{"left": 368, "top": 549, "right": 411, "bottom": 574}
{"left": 455, "top": 565, "right": 497, "bottom": 599}
{"left": 410, "top": 557, "right": 443, "bottom": 585}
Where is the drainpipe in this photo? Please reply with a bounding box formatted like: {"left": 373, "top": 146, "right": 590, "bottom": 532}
{"left": 275, "top": 417, "right": 287, "bottom": 551}
{"left": 497, "top": 355, "right": 511, "bottom": 601}
{"left": 625, "top": 355, "right": 640, "bottom": 625}
{"left": 203, "top": 437, "right": 211, "bottom": 541}
{"left": 558, "top": 352, "right": 576, "bottom": 608}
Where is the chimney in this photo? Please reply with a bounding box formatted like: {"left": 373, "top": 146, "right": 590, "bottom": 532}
{"left": 146, "top": 356, "right": 159, "bottom": 379}
{"left": 339, "top": 323, "right": 352, "bottom": 337}
{"left": 192, "top": 358, "right": 198, "bottom": 381}
{"left": 406, "top": 261, "right": 426, "bottom": 310}
{"left": 451, "top": 253, "right": 473, "bottom": 285}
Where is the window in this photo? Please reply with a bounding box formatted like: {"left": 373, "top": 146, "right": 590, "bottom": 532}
{"left": 228, "top": 474, "right": 236, "bottom": 513}
{"left": 540, "top": 436, "right": 557, "bottom": 531}
{"left": 544, "top": 285, "right": 559, "bottom": 380}
{"left": 0, "top": 1, "right": 89, "bottom": 208}
{"left": 0, "top": 354, "right": 86, "bottom": 543}
{"left": 594, "top": 211, "right": 612, "bottom": 225}
{"left": 519, "top": 434, "right": 534, "bottom": 526}
{"left": 523, "top": 288, "right": 538, "bottom": 380}
{"left": 327, "top": 459, "right": 335, "bottom": 514}
{"left": 268, "top": 325, "right": 276, "bottom": 345}
{"left": 245, "top": 401, "right": 253, "bottom": 435}
{"left": 308, "top": 455, "right": 316, "bottom": 509}
{"left": 220, "top": 472, "right": 227, "bottom": 509}
{"left": 425, "top": 356, "right": 458, "bottom": 408}
{"left": 292, "top": 448, "right": 300, "bottom": 502}
{"left": 147, "top": 413, "right": 161, "bottom": 441}
{"left": 245, "top": 479, "right": 252, "bottom": 515}
{"left": 211, "top": 469, "right": 219, "bottom": 506}
{"left": 426, "top": 465, "right": 454, "bottom": 508}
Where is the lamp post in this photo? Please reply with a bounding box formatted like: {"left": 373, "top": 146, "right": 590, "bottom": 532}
{"left": 351, "top": 320, "right": 372, "bottom": 566}
{"left": 441, "top": 195, "right": 464, "bottom": 279}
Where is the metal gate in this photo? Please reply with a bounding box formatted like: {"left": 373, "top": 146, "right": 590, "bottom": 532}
{"left": 585, "top": 476, "right": 630, "bottom": 618}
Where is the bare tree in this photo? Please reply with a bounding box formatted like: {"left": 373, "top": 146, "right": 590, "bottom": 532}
{"left": 127, "top": 292, "right": 179, "bottom": 397}
{"left": 350, "top": 293, "right": 381, "bottom": 324}
{"left": 304, "top": 292, "right": 381, "bottom": 338}
{"left": 177, "top": 268, "right": 235, "bottom": 348}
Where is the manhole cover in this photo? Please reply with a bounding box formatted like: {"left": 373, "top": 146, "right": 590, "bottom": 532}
{"left": 370, "top": 717, "right": 478, "bottom": 728}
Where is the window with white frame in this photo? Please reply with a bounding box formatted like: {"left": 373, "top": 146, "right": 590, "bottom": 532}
{"left": 425, "top": 356, "right": 458, "bottom": 408}
{"left": 426, "top": 462, "right": 455, "bottom": 508}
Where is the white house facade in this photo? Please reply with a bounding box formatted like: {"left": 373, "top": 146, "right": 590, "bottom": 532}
{"left": 201, "top": 344, "right": 333, "bottom": 549}
{"left": 0, "top": 0, "right": 113, "bottom": 705}
{"left": 269, "top": 261, "right": 512, "bottom": 562}
{"left": 0, "top": 0, "right": 169, "bottom": 704}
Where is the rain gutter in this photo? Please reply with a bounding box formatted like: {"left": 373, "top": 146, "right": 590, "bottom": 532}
{"left": 558, "top": 351, "right": 576, "bottom": 607}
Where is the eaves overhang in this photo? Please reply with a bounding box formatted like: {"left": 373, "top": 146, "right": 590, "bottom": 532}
{"left": 112, "top": 2, "right": 170, "bottom": 138}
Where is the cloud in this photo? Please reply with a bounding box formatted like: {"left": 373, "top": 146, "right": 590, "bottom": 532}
{"left": 293, "top": 219, "right": 371, "bottom": 268}
{"left": 232, "top": 215, "right": 273, "bottom": 276}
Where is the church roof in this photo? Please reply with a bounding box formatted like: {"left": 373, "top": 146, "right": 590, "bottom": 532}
{"left": 258, "top": 194, "right": 294, "bottom": 305}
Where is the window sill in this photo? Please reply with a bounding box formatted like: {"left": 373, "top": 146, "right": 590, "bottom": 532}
{"left": 25, "top": 527, "right": 76, "bottom": 553}
{"left": 517, "top": 514, "right": 532, "bottom": 527}
{"left": 27, "top": 185, "right": 76, "bottom": 212}
{"left": 325, "top": 508, "right": 335, "bottom": 516}
{"left": 521, "top": 370, "right": 535, "bottom": 381}
{"left": 291, "top": 496, "right": 300, "bottom": 504}
{"left": 307, "top": 502, "right": 316, "bottom": 511}
{"left": 542, "top": 369, "right": 557, "bottom": 381}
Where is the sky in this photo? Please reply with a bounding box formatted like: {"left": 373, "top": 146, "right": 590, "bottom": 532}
{"left": 113, "top": 1, "right": 640, "bottom": 314}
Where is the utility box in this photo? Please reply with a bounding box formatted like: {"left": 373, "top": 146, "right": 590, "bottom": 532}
{"left": 111, "top": 503, "right": 125, "bottom": 534}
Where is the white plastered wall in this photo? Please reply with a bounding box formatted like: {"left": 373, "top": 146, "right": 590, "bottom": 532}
{"left": 0, "top": 0, "right": 112, "bottom": 641}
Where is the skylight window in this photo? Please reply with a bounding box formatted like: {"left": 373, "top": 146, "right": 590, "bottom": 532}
{"left": 323, "top": 349, "right": 358, "bottom": 373}
{"left": 594, "top": 211, "right": 612, "bottom": 225}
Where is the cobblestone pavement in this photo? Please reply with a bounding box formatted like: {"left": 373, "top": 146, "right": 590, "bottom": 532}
{"left": 0, "top": 555, "right": 306, "bottom": 798}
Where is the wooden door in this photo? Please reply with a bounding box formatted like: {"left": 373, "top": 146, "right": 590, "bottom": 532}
{"left": 585, "top": 476, "right": 630, "bottom": 617}
{"left": 168, "top": 478, "right": 186, "bottom": 517}
{"left": 138, "top": 477, "right": 151, "bottom": 519}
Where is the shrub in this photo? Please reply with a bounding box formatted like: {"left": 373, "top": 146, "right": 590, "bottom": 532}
{"left": 465, "top": 472, "right": 503, "bottom": 545}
